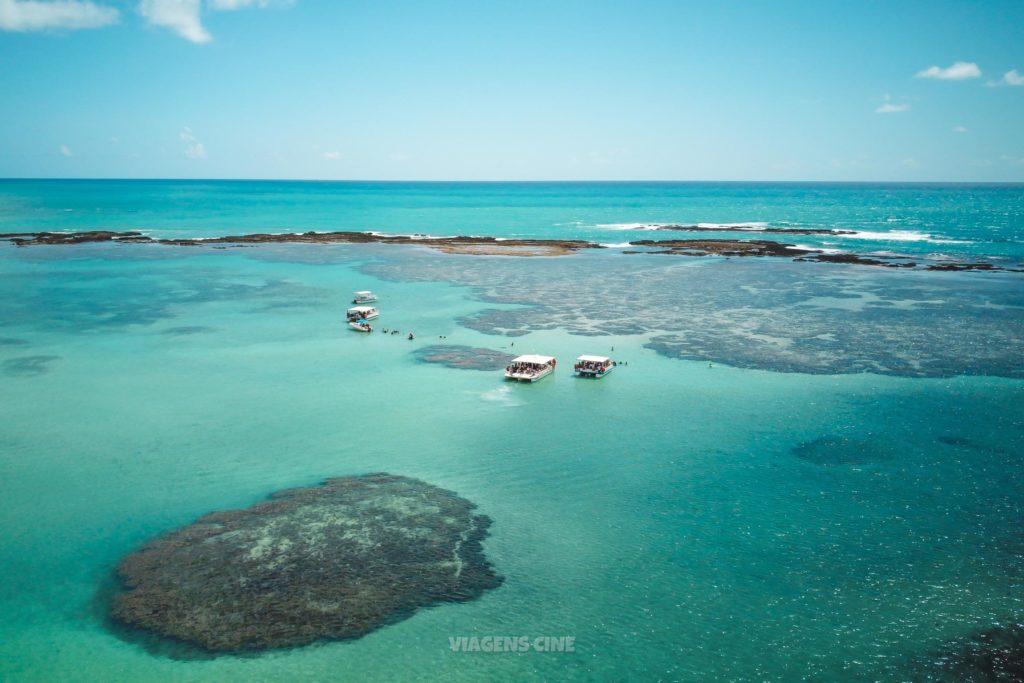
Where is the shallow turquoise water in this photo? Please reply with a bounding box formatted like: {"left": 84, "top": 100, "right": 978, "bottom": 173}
{"left": 1, "top": 238, "right": 1021, "bottom": 681}
{"left": 2, "top": 180, "right": 1023, "bottom": 261}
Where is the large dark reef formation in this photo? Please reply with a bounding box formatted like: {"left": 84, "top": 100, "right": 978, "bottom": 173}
{"left": 2, "top": 230, "right": 1019, "bottom": 272}
{"left": 914, "top": 623, "right": 1024, "bottom": 682}
{"left": 412, "top": 344, "right": 515, "bottom": 370}
{"left": 108, "top": 473, "right": 502, "bottom": 654}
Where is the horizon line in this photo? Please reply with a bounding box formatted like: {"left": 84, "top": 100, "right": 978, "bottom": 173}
{"left": 2, "top": 177, "right": 1024, "bottom": 185}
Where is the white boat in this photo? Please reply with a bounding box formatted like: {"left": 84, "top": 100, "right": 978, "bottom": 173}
{"left": 574, "top": 355, "right": 614, "bottom": 378}
{"left": 352, "top": 290, "right": 378, "bottom": 304}
{"left": 504, "top": 354, "right": 557, "bottom": 382}
{"left": 346, "top": 306, "right": 379, "bottom": 321}
{"left": 349, "top": 320, "right": 373, "bottom": 332}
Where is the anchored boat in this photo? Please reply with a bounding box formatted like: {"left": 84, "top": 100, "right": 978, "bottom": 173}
{"left": 346, "top": 305, "right": 379, "bottom": 322}
{"left": 352, "top": 290, "right": 378, "bottom": 304}
{"left": 349, "top": 320, "right": 373, "bottom": 332}
{"left": 574, "top": 355, "right": 614, "bottom": 378}
{"left": 504, "top": 355, "right": 556, "bottom": 382}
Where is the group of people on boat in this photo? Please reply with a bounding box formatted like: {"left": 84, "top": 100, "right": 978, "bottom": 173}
{"left": 574, "top": 359, "right": 614, "bottom": 373}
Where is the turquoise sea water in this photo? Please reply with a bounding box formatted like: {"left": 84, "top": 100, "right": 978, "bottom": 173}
{"left": 1, "top": 182, "right": 1023, "bottom": 681}
{"left": 2, "top": 180, "right": 1024, "bottom": 261}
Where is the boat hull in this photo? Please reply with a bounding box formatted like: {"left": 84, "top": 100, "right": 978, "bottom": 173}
{"left": 504, "top": 367, "right": 554, "bottom": 382}
{"left": 575, "top": 366, "right": 613, "bottom": 378}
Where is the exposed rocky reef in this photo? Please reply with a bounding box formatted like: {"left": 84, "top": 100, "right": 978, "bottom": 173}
{"left": 625, "top": 238, "right": 814, "bottom": 257}
{"left": 412, "top": 344, "right": 515, "bottom": 370}
{"left": 1, "top": 231, "right": 594, "bottom": 257}
{"left": 108, "top": 473, "right": 502, "bottom": 654}
{"left": 3, "top": 230, "right": 1020, "bottom": 271}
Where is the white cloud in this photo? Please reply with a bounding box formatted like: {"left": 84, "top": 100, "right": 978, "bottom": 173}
{"left": 322, "top": 151, "right": 340, "bottom": 160}
{"left": 0, "top": 0, "right": 118, "bottom": 32}
{"left": 915, "top": 61, "right": 981, "bottom": 80}
{"left": 180, "top": 126, "right": 207, "bottom": 159}
{"left": 872, "top": 96, "right": 913, "bottom": 113}
{"left": 59, "top": 144, "right": 73, "bottom": 157}
{"left": 999, "top": 69, "right": 1024, "bottom": 87}
{"left": 208, "top": 0, "right": 282, "bottom": 9}
{"left": 875, "top": 94, "right": 911, "bottom": 114}
{"left": 876, "top": 102, "right": 910, "bottom": 113}
{"left": 953, "top": 125, "right": 968, "bottom": 133}
{"left": 139, "top": 0, "right": 209, "bottom": 43}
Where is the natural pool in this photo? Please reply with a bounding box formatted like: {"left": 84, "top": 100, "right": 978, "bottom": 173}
{"left": 0, "top": 241, "right": 1021, "bottom": 681}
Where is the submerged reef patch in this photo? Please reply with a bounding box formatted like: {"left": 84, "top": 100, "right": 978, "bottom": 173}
{"left": 412, "top": 344, "right": 515, "bottom": 370}
{"left": 915, "top": 623, "right": 1024, "bottom": 682}
{"left": 792, "top": 436, "right": 897, "bottom": 466}
{"left": 108, "top": 473, "right": 502, "bottom": 654}
{"left": 161, "top": 326, "right": 216, "bottom": 336}
{"left": 2, "top": 355, "right": 60, "bottom": 377}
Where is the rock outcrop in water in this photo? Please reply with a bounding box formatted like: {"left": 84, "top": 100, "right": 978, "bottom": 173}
{"left": 3, "top": 230, "right": 1020, "bottom": 271}
{"left": 109, "top": 473, "right": 502, "bottom": 654}
{"left": 412, "top": 344, "right": 515, "bottom": 370}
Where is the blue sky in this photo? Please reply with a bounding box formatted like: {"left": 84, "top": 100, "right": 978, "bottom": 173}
{"left": 1, "top": 0, "right": 1022, "bottom": 180}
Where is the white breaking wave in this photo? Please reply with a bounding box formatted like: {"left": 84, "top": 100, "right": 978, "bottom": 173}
{"left": 599, "top": 242, "right": 634, "bottom": 248}
{"left": 593, "top": 221, "right": 771, "bottom": 231}
{"left": 695, "top": 222, "right": 770, "bottom": 230}
{"left": 841, "top": 230, "right": 971, "bottom": 244}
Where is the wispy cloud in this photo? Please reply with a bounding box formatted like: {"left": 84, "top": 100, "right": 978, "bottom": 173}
{"left": 59, "top": 144, "right": 73, "bottom": 157}
{"left": 986, "top": 69, "right": 1024, "bottom": 87}
{"left": 0, "top": 0, "right": 119, "bottom": 32}
{"left": 139, "top": 0, "right": 209, "bottom": 43}
{"left": 208, "top": 0, "right": 288, "bottom": 9}
{"left": 322, "top": 151, "right": 340, "bottom": 160}
{"left": 875, "top": 95, "right": 910, "bottom": 114}
{"left": 952, "top": 125, "right": 968, "bottom": 133}
{"left": 915, "top": 61, "right": 981, "bottom": 80}
{"left": 180, "top": 126, "right": 206, "bottom": 159}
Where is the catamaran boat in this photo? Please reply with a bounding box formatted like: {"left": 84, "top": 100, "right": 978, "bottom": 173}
{"left": 574, "top": 355, "right": 614, "bottom": 378}
{"left": 352, "top": 290, "right": 378, "bottom": 304}
{"left": 504, "top": 355, "right": 557, "bottom": 382}
{"left": 346, "top": 306, "right": 379, "bottom": 322}
{"left": 349, "top": 320, "right": 373, "bottom": 332}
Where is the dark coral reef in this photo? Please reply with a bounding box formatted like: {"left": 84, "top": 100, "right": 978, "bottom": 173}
{"left": 108, "top": 473, "right": 502, "bottom": 654}
{"left": 412, "top": 344, "right": 515, "bottom": 370}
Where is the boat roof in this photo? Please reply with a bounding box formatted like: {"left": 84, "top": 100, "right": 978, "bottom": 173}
{"left": 347, "top": 305, "right": 377, "bottom": 312}
{"left": 354, "top": 290, "right": 374, "bottom": 295}
{"left": 511, "top": 354, "right": 555, "bottom": 364}
{"left": 576, "top": 355, "right": 610, "bottom": 363}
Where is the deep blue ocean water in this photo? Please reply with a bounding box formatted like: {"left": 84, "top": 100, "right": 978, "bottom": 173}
{"left": 0, "top": 181, "right": 1022, "bottom": 681}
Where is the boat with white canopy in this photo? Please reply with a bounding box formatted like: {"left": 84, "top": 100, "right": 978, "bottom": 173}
{"left": 504, "top": 354, "right": 556, "bottom": 382}
{"left": 573, "top": 355, "right": 614, "bottom": 378}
